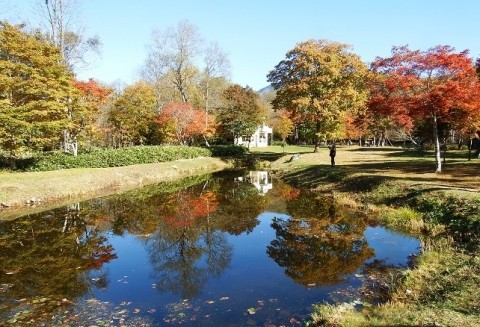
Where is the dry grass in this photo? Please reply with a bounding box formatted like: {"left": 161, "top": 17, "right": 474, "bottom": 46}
{"left": 0, "top": 157, "right": 230, "bottom": 220}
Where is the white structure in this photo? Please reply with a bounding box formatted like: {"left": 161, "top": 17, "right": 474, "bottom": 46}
{"left": 234, "top": 171, "right": 273, "bottom": 195}
{"left": 234, "top": 124, "right": 273, "bottom": 148}
{"left": 248, "top": 171, "right": 272, "bottom": 195}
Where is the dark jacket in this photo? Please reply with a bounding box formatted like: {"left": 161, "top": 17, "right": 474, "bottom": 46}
{"left": 329, "top": 145, "right": 336, "bottom": 157}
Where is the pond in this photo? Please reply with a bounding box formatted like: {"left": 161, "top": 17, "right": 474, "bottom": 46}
{"left": 0, "top": 170, "right": 420, "bottom": 326}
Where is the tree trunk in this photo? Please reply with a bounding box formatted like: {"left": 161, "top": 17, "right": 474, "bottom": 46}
{"left": 468, "top": 138, "right": 472, "bottom": 161}
{"left": 432, "top": 112, "right": 442, "bottom": 172}
{"left": 314, "top": 119, "right": 320, "bottom": 153}
{"left": 443, "top": 137, "right": 447, "bottom": 165}
{"left": 204, "top": 79, "right": 210, "bottom": 127}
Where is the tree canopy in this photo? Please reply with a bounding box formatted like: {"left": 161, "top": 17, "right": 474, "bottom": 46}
{"left": 370, "top": 45, "right": 480, "bottom": 172}
{"left": 108, "top": 81, "right": 158, "bottom": 146}
{"left": 216, "top": 84, "right": 265, "bottom": 142}
{"left": 0, "top": 21, "right": 80, "bottom": 164}
{"left": 267, "top": 39, "right": 369, "bottom": 151}
{"left": 156, "top": 102, "right": 213, "bottom": 145}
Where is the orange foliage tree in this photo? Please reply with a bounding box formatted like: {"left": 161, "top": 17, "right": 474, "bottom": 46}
{"left": 156, "top": 102, "right": 214, "bottom": 145}
{"left": 370, "top": 45, "right": 480, "bottom": 172}
{"left": 73, "top": 79, "right": 113, "bottom": 147}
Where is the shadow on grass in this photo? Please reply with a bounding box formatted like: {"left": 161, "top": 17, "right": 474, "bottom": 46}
{"left": 278, "top": 160, "right": 479, "bottom": 194}
{"left": 350, "top": 147, "right": 407, "bottom": 153}
{"left": 349, "top": 146, "right": 473, "bottom": 160}
{"left": 245, "top": 153, "right": 285, "bottom": 162}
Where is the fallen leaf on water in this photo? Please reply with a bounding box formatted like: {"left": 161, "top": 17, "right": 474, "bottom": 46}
{"left": 219, "top": 297, "right": 229, "bottom": 301}
{"left": 205, "top": 300, "right": 215, "bottom": 304}
{"left": 247, "top": 308, "right": 256, "bottom": 315}
{"left": 133, "top": 308, "right": 140, "bottom": 313}
{"left": 148, "top": 308, "right": 156, "bottom": 313}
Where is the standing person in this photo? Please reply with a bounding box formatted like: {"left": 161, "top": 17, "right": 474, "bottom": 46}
{"left": 329, "top": 143, "right": 336, "bottom": 167}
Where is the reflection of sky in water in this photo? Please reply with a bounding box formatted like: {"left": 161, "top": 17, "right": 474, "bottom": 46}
{"left": 86, "top": 212, "right": 420, "bottom": 326}
{"left": 364, "top": 227, "right": 419, "bottom": 266}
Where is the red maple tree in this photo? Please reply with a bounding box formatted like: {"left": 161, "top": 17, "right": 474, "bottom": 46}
{"left": 74, "top": 78, "right": 113, "bottom": 107}
{"left": 370, "top": 45, "right": 480, "bottom": 172}
{"left": 156, "top": 102, "right": 215, "bottom": 145}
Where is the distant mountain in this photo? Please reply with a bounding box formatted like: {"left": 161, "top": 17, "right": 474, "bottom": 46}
{"left": 257, "top": 85, "right": 274, "bottom": 94}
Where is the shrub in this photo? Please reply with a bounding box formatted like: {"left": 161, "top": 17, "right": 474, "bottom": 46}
{"left": 25, "top": 146, "right": 212, "bottom": 171}
{"left": 414, "top": 194, "right": 480, "bottom": 251}
{"left": 209, "top": 145, "right": 249, "bottom": 157}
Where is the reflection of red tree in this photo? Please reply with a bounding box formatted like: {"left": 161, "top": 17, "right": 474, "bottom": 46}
{"left": 161, "top": 192, "right": 218, "bottom": 228}
{"left": 86, "top": 244, "right": 117, "bottom": 270}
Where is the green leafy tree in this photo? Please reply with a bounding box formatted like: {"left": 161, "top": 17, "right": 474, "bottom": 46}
{"left": 267, "top": 39, "right": 368, "bottom": 151}
{"left": 0, "top": 21, "right": 80, "bottom": 166}
{"left": 108, "top": 81, "right": 158, "bottom": 146}
{"left": 217, "top": 84, "right": 265, "bottom": 143}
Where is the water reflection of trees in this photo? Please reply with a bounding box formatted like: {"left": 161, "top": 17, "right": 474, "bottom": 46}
{"left": 267, "top": 192, "right": 374, "bottom": 287}
{"left": 0, "top": 204, "right": 116, "bottom": 320}
{"left": 144, "top": 174, "right": 268, "bottom": 298}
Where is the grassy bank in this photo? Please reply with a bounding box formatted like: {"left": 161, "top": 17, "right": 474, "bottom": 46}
{"left": 0, "top": 157, "right": 231, "bottom": 220}
{"left": 265, "top": 145, "right": 480, "bottom": 326}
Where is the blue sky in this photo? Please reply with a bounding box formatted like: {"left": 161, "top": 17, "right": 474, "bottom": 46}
{"left": 7, "top": 0, "right": 480, "bottom": 91}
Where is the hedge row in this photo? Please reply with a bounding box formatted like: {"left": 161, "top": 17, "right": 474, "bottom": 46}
{"left": 5, "top": 145, "right": 248, "bottom": 172}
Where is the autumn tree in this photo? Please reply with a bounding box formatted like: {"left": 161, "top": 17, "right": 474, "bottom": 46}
{"left": 0, "top": 22, "right": 80, "bottom": 166}
{"left": 371, "top": 45, "right": 480, "bottom": 172}
{"left": 267, "top": 39, "right": 369, "bottom": 152}
{"left": 108, "top": 81, "right": 158, "bottom": 146}
{"left": 271, "top": 110, "right": 294, "bottom": 150}
{"left": 156, "top": 102, "right": 214, "bottom": 145}
{"left": 216, "top": 84, "right": 265, "bottom": 143}
{"left": 73, "top": 79, "right": 113, "bottom": 149}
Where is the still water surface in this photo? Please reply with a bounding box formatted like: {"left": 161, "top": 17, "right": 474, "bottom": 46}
{"left": 0, "top": 170, "right": 419, "bottom": 326}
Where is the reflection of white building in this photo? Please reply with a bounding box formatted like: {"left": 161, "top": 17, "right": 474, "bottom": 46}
{"left": 235, "top": 171, "right": 273, "bottom": 195}
{"left": 234, "top": 124, "right": 273, "bottom": 148}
